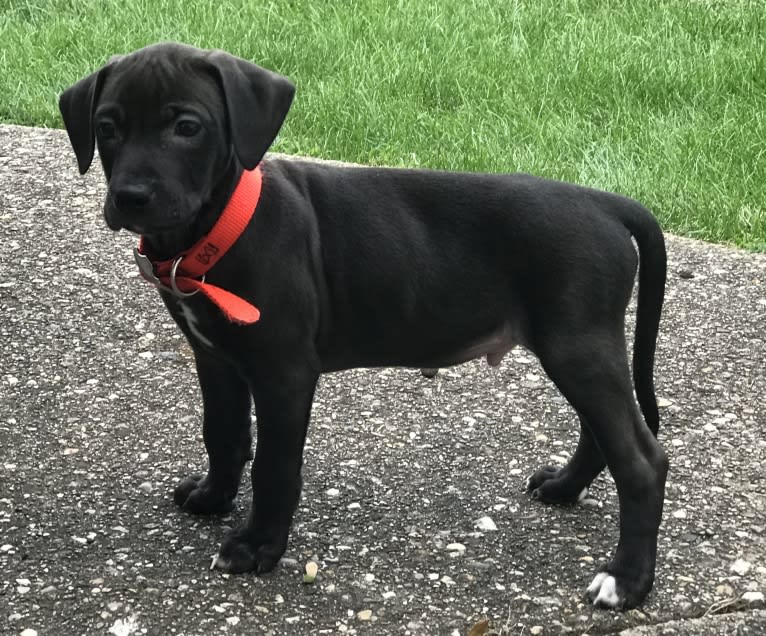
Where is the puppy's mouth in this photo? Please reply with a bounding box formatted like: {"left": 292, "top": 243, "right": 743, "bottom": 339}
{"left": 103, "top": 194, "right": 198, "bottom": 235}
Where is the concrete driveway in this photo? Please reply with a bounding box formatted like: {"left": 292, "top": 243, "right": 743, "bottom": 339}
{"left": 1, "top": 125, "right": 764, "bottom": 635}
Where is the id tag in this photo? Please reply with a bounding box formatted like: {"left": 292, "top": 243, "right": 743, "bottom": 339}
{"left": 133, "top": 248, "right": 172, "bottom": 292}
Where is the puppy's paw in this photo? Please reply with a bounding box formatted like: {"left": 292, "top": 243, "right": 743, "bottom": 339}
{"left": 214, "top": 527, "right": 287, "bottom": 574}
{"left": 174, "top": 474, "right": 235, "bottom": 515}
{"left": 586, "top": 567, "right": 653, "bottom": 610}
{"left": 526, "top": 465, "right": 587, "bottom": 505}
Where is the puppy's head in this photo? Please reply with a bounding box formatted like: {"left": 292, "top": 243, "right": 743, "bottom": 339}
{"left": 59, "top": 42, "right": 295, "bottom": 235}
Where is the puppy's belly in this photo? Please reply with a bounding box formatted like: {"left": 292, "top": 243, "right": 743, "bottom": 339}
{"left": 323, "top": 318, "right": 522, "bottom": 372}
{"left": 435, "top": 324, "right": 517, "bottom": 368}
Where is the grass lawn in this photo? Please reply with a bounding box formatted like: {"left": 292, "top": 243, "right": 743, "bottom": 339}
{"left": 0, "top": 0, "right": 763, "bottom": 249}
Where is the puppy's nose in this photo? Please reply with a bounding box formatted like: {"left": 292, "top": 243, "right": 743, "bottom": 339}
{"left": 112, "top": 183, "right": 153, "bottom": 209}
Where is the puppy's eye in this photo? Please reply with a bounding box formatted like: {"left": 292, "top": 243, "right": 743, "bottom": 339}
{"left": 97, "top": 121, "right": 116, "bottom": 139}
{"left": 175, "top": 119, "right": 202, "bottom": 137}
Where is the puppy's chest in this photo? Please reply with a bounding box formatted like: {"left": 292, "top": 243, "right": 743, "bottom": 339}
{"left": 172, "top": 299, "right": 220, "bottom": 350}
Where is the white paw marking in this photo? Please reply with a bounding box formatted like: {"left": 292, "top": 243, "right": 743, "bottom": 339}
{"left": 180, "top": 302, "right": 214, "bottom": 348}
{"left": 588, "top": 573, "right": 622, "bottom": 607}
{"left": 212, "top": 554, "right": 230, "bottom": 571}
{"left": 577, "top": 487, "right": 588, "bottom": 502}
{"left": 587, "top": 571, "right": 608, "bottom": 594}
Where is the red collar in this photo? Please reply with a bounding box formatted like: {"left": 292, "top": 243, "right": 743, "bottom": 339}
{"left": 133, "top": 166, "right": 263, "bottom": 324}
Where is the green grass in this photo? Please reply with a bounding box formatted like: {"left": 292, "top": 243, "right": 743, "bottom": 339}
{"left": 1, "top": 0, "right": 764, "bottom": 249}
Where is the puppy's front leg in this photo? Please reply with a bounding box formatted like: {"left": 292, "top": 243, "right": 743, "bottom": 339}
{"left": 216, "top": 375, "right": 317, "bottom": 574}
{"left": 174, "top": 349, "right": 253, "bottom": 514}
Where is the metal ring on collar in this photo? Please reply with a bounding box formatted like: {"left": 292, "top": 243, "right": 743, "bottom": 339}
{"left": 170, "top": 256, "right": 204, "bottom": 297}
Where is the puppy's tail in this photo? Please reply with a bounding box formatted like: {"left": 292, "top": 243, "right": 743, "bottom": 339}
{"left": 619, "top": 203, "right": 667, "bottom": 436}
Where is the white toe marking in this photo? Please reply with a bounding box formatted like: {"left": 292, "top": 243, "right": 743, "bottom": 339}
{"left": 592, "top": 574, "right": 621, "bottom": 607}
{"left": 587, "top": 571, "right": 609, "bottom": 595}
{"left": 577, "top": 487, "right": 588, "bottom": 502}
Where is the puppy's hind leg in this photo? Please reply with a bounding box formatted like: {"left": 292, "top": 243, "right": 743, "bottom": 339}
{"left": 174, "top": 349, "right": 253, "bottom": 515}
{"left": 526, "top": 413, "right": 605, "bottom": 504}
{"left": 534, "top": 330, "right": 668, "bottom": 609}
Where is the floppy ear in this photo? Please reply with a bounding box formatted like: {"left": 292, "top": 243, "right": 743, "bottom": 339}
{"left": 206, "top": 51, "right": 296, "bottom": 169}
{"left": 59, "top": 60, "right": 117, "bottom": 174}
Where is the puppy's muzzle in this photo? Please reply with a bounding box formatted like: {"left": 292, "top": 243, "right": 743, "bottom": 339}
{"left": 112, "top": 182, "right": 154, "bottom": 209}
{"left": 105, "top": 181, "right": 162, "bottom": 232}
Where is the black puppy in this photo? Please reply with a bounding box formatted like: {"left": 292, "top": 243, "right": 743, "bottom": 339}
{"left": 59, "top": 42, "right": 668, "bottom": 609}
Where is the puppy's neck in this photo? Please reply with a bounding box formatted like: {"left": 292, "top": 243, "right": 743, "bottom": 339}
{"left": 142, "top": 158, "right": 243, "bottom": 261}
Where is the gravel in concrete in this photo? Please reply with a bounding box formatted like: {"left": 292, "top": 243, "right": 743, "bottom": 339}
{"left": 1, "top": 125, "right": 764, "bottom": 635}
